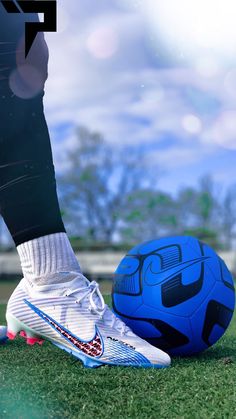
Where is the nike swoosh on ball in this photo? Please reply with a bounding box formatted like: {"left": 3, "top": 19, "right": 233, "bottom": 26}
{"left": 145, "top": 257, "right": 209, "bottom": 286}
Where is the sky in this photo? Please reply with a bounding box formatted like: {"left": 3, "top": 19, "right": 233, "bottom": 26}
{"left": 43, "top": 0, "right": 236, "bottom": 194}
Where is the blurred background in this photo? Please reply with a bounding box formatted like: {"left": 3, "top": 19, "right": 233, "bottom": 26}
{"left": 0, "top": 0, "right": 236, "bottom": 287}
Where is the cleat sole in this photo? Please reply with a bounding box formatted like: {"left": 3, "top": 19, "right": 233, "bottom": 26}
{"left": 6, "top": 313, "right": 169, "bottom": 368}
{"left": 6, "top": 312, "right": 102, "bottom": 367}
{"left": 52, "top": 342, "right": 102, "bottom": 368}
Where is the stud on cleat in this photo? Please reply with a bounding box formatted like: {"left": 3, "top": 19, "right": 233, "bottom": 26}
{"left": 20, "top": 331, "right": 44, "bottom": 346}
{"left": 19, "top": 328, "right": 44, "bottom": 346}
{"left": 26, "top": 336, "right": 44, "bottom": 346}
{"left": 7, "top": 331, "right": 17, "bottom": 340}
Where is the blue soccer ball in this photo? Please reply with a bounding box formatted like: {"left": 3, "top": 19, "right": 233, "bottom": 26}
{"left": 112, "top": 236, "right": 235, "bottom": 356}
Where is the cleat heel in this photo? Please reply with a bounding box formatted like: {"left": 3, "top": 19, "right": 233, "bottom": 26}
{"left": 6, "top": 313, "right": 23, "bottom": 339}
{"left": 6, "top": 313, "right": 44, "bottom": 346}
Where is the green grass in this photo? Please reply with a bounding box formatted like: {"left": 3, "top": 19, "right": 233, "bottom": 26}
{"left": 0, "top": 301, "right": 235, "bottom": 419}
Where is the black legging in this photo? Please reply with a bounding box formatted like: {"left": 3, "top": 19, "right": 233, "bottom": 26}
{"left": 0, "top": 4, "right": 65, "bottom": 246}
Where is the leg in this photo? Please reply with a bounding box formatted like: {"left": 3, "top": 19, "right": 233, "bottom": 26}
{"left": 2, "top": 5, "right": 170, "bottom": 368}
{"left": 0, "top": 5, "right": 80, "bottom": 279}
{"left": 0, "top": 4, "right": 64, "bottom": 245}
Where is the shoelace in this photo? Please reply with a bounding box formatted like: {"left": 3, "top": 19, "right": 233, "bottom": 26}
{"left": 65, "top": 274, "right": 131, "bottom": 336}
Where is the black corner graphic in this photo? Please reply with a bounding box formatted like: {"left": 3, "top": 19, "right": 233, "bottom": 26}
{"left": 1, "top": 0, "right": 57, "bottom": 57}
{"left": 1, "top": 0, "right": 20, "bottom": 13}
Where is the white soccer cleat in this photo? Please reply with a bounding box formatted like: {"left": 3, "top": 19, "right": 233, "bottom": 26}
{"left": 6, "top": 273, "right": 171, "bottom": 368}
{"left": 0, "top": 325, "right": 7, "bottom": 344}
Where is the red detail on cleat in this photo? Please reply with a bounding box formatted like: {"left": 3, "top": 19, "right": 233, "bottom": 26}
{"left": 19, "top": 330, "right": 44, "bottom": 345}
{"left": 26, "top": 337, "right": 44, "bottom": 346}
{"left": 7, "top": 331, "right": 16, "bottom": 340}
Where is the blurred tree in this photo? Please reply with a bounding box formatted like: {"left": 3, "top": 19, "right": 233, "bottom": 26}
{"left": 58, "top": 130, "right": 235, "bottom": 250}
{"left": 120, "top": 189, "right": 178, "bottom": 243}
{"left": 176, "top": 176, "right": 221, "bottom": 248}
{"left": 177, "top": 175, "right": 219, "bottom": 230}
{"left": 0, "top": 123, "right": 235, "bottom": 251}
{"left": 177, "top": 187, "right": 198, "bottom": 230}
{"left": 197, "top": 176, "right": 219, "bottom": 229}
{"left": 220, "top": 185, "right": 236, "bottom": 249}
{"left": 58, "top": 126, "right": 157, "bottom": 245}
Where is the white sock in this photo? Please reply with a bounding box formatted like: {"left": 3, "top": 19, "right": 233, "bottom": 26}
{"left": 17, "top": 233, "right": 81, "bottom": 285}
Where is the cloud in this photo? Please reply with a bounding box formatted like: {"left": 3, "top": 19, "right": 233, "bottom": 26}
{"left": 202, "top": 110, "right": 236, "bottom": 150}
{"left": 42, "top": 0, "right": 236, "bottom": 191}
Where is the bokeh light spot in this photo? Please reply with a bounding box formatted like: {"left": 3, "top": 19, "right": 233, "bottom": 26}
{"left": 182, "top": 114, "right": 202, "bottom": 135}
{"left": 86, "top": 27, "right": 119, "bottom": 59}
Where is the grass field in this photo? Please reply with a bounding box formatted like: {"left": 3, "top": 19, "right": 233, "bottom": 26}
{"left": 0, "top": 289, "right": 235, "bottom": 418}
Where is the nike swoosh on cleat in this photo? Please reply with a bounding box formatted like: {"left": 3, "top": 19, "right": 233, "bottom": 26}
{"left": 24, "top": 299, "right": 103, "bottom": 358}
{"left": 145, "top": 257, "right": 210, "bottom": 286}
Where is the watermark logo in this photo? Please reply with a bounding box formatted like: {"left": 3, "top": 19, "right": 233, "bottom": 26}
{"left": 1, "top": 0, "right": 57, "bottom": 57}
